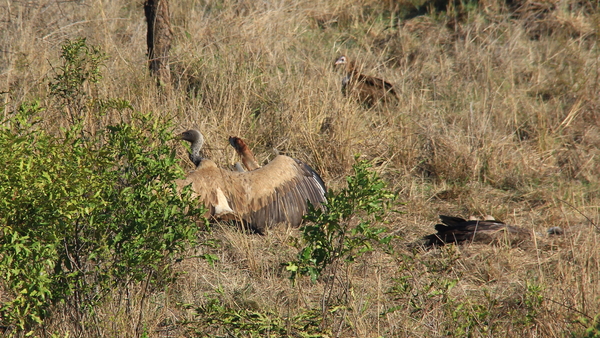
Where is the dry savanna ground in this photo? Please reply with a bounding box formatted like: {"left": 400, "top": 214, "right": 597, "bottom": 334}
{"left": 2, "top": 0, "right": 600, "bottom": 337}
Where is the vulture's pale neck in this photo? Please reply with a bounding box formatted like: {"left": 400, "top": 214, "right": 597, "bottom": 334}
{"left": 181, "top": 130, "right": 205, "bottom": 167}
{"left": 189, "top": 140, "right": 203, "bottom": 167}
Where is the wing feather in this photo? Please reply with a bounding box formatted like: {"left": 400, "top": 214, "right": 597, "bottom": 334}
{"left": 237, "top": 156, "right": 327, "bottom": 233}
{"left": 179, "top": 155, "right": 327, "bottom": 234}
{"left": 425, "top": 215, "right": 530, "bottom": 246}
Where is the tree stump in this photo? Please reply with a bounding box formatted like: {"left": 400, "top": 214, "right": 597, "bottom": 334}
{"left": 144, "top": 0, "right": 172, "bottom": 91}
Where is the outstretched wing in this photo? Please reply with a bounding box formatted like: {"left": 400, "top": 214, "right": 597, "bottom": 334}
{"left": 235, "top": 156, "right": 327, "bottom": 233}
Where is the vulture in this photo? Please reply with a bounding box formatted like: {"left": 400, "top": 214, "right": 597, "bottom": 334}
{"left": 334, "top": 55, "right": 397, "bottom": 106}
{"left": 229, "top": 136, "right": 261, "bottom": 171}
{"left": 423, "top": 215, "right": 532, "bottom": 247}
{"left": 177, "top": 129, "right": 327, "bottom": 234}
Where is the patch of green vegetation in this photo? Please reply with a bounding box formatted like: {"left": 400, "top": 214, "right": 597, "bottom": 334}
{"left": 0, "top": 39, "right": 205, "bottom": 336}
{"left": 577, "top": 314, "right": 600, "bottom": 338}
{"left": 446, "top": 299, "right": 496, "bottom": 337}
{"left": 286, "top": 158, "right": 397, "bottom": 282}
{"left": 185, "top": 297, "right": 326, "bottom": 338}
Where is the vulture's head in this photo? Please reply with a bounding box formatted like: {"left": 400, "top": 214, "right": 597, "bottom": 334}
{"left": 334, "top": 55, "right": 347, "bottom": 66}
{"left": 179, "top": 129, "right": 204, "bottom": 145}
{"left": 229, "top": 136, "right": 242, "bottom": 149}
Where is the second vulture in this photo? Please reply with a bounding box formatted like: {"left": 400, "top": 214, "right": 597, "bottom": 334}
{"left": 177, "top": 129, "right": 327, "bottom": 234}
{"left": 423, "top": 215, "right": 532, "bottom": 247}
{"left": 334, "top": 55, "right": 397, "bottom": 106}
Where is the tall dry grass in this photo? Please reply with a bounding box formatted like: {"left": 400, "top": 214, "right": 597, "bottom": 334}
{"left": 1, "top": 0, "right": 600, "bottom": 336}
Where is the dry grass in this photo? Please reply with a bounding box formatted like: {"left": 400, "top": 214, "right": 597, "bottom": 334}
{"left": 2, "top": 0, "right": 600, "bottom": 336}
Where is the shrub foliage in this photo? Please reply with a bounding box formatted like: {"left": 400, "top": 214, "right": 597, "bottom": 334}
{"left": 287, "top": 158, "right": 397, "bottom": 282}
{"left": 0, "top": 39, "right": 203, "bottom": 334}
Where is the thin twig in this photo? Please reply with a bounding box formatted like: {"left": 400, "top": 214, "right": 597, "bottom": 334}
{"left": 546, "top": 297, "right": 592, "bottom": 322}
{"left": 135, "top": 270, "right": 154, "bottom": 338}
{"left": 558, "top": 199, "right": 600, "bottom": 232}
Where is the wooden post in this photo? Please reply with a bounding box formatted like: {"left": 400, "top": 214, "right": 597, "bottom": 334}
{"left": 144, "top": 0, "right": 172, "bottom": 91}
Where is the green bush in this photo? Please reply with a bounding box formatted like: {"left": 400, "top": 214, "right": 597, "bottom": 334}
{"left": 48, "top": 37, "right": 106, "bottom": 125}
{"left": 286, "top": 158, "right": 397, "bottom": 282}
{"left": 578, "top": 314, "right": 600, "bottom": 338}
{"left": 0, "top": 103, "right": 203, "bottom": 334}
{"left": 0, "top": 39, "right": 204, "bottom": 335}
